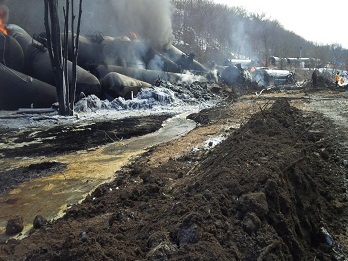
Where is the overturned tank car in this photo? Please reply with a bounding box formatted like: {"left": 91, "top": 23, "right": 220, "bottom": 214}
{"left": 251, "top": 68, "right": 294, "bottom": 87}
{"left": 220, "top": 65, "right": 248, "bottom": 85}
{"left": 7, "top": 24, "right": 101, "bottom": 98}
{"left": 94, "top": 65, "right": 208, "bottom": 87}
{"left": 0, "top": 31, "right": 24, "bottom": 71}
{"left": 0, "top": 64, "right": 57, "bottom": 110}
{"left": 101, "top": 72, "right": 151, "bottom": 100}
{"left": 0, "top": 29, "right": 57, "bottom": 110}
{"left": 159, "top": 45, "right": 209, "bottom": 73}
{"left": 62, "top": 33, "right": 183, "bottom": 74}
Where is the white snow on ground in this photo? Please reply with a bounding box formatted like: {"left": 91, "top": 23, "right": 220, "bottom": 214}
{"left": 203, "top": 135, "right": 226, "bottom": 148}
{"left": 191, "top": 135, "right": 226, "bottom": 154}
{"left": 0, "top": 83, "right": 222, "bottom": 130}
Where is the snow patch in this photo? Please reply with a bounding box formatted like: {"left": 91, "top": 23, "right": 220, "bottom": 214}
{"left": 203, "top": 135, "right": 226, "bottom": 149}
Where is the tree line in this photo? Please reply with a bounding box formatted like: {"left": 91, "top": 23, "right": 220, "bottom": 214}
{"left": 171, "top": 0, "right": 348, "bottom": 69}
{"left": 7, "top": 0, "right": 347, "bottom": 70}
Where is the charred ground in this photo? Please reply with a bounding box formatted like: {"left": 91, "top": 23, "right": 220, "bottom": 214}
{"left": 0, "top": 115, "right": 170, "bottom": 158}
{"left": 1, "top": 93, "right": 348, "bottom": 260}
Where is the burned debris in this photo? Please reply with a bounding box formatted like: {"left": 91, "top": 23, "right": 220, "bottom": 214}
{"left": 0, "top": 0, "right": 319, "bottom": 112}
{"left": 0, "top": 2, "right": 256, "bottom": 111}
{"left": 0, "top": 10, "right": 217, "bottom": 111}
{"left": 1, "top": 1, "right": 348, "bottom": 261}
{"left": 251, "top": 68, "right": 295, "bottom": 87}
{"left": 0, "top": 23, "right": 216, "bottom": 110}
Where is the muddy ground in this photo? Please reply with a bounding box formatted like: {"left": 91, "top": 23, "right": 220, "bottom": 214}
{"left": 1, "top": 84, "right": 348, "bottom": 260}
{"left": 0, "top": 115, "right": 170, "bottom": 158}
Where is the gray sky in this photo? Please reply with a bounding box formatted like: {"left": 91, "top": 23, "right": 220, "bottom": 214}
{"left": 213, "top": 0, "right": 348, "bottom": 49}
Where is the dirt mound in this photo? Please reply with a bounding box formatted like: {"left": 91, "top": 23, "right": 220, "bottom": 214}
{"left": 181, "top": 99, "right": 348, "bottom": 260}
{"left": 1, "top": 98, "right": 347, "bottom": 260}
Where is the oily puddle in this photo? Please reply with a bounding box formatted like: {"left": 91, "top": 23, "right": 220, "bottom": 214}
{"left": 0, "top": 113, "right": 196, "bottom": 238}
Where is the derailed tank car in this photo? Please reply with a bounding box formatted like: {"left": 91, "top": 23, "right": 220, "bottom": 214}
{"left": 7, "top": 24, "right": 101, "bottom": 99}
{"left": 0, "top": 65, "right": 57, "bottom": 110}
{"left": 220, "top": 64, "right": 250, "bottom": 85}
{"left": 251, "top": 68, "right": 294, "bottom": 87}
{"left": 0, "top": 31, "right": 24, "bottom": 71}
{"left": 101, "top": 72, "right": 151, "bottom": 100}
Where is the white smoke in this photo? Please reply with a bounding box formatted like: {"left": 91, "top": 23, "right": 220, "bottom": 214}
{"left": 178, "top": 70, "right": 207, "bottom": 84}
{"left": 230, "top": 20, "right": 252, "bottom": 58}
{"left": 148, "top": 54, "right": 165, "bottom": 71}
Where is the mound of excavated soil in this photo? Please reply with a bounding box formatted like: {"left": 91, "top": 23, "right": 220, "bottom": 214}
{"left": 0, "top": 98, "right": 347, "bottom": 260}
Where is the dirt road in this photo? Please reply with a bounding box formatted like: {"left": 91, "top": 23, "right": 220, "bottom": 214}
{"left": 1, "top": 88, "right": 348, "bottom": 260}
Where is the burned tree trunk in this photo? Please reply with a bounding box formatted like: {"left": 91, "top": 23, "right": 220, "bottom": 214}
{"left": 63, "top": 1, "right": 70, "bottom": 114}
{"left": 44, "top": 0, "right": 82, "bottom": 116}
{"left": 69, "top": 0, "right": 83, "bottom": 114}
{"left": 44, "top": 0, "right": 67, "bottom": 115}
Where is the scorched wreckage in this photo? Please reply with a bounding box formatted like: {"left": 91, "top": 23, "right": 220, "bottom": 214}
{"left": 2, "top": 1, "right": 348, "bottom": 261}
{"left": 0, "top": 1, "right": 298, "bottom": 111}
{"left": 0, "top": 1, "right": 213, "bottom": 110}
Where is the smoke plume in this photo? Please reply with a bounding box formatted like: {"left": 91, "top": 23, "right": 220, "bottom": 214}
{"left": 7, "top": 0, "right": 174, "bottom": 49}
{"left": 0, "top": 1, "right": 9, "bottom": 23}
{"left": 111, "top": 0, "right": 173, "bottom": 48}
{"left": 80, "top": 0, "right": 174, "bottom": 49}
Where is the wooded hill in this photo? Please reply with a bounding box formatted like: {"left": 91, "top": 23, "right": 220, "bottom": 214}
{"left": 171, "top": 0, "right": 348, "bottom": 68}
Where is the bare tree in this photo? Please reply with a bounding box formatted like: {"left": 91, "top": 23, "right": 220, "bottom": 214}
{"left": 44, "top": 0, "right": 82, "bottom": 116}
{"left": 330, "top": 43, "right": 344, "bottom": 71}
